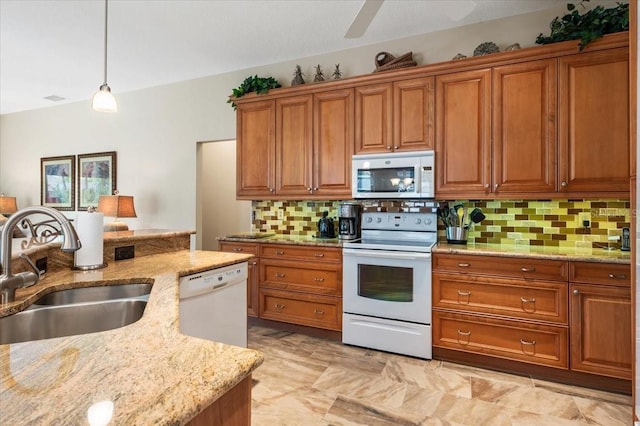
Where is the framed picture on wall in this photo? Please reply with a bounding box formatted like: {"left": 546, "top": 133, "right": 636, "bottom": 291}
{"left": 77, "top": 151, "right": 117, "bottom": 210}
{"left": 41, "top": 155, "right": 76, "bottom": 211}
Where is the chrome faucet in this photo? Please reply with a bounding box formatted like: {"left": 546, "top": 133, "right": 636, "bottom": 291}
{"left": 0, "top": 206, "right": 82, "bottom": 303}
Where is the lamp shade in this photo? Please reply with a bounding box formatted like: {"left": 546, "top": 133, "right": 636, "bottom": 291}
{"left": 92, "top": 84, "right": 118, "bottom": 113}
{"left": 96, "top": 195, "right": 137, "bottom": 218}
{"left": 0, "top": 196, "right": 18, "bottom": 215}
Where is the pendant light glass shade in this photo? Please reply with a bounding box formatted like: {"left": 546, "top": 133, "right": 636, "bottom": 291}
{"left": 93, "top": 0, "right": 117, "bottom": 112}
{"left": 92, "top": 84, "right": 117, "bottom": 112}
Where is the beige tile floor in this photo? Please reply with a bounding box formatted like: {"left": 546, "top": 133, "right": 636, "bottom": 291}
{"left": 248, "top": 325, "right": 632, "bottom": 425}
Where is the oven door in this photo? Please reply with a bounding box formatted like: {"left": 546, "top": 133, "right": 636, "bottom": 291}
{"left": 343, "top": 248, "right": 431, "bottom": 324}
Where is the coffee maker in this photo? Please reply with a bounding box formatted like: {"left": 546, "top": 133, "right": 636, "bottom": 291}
{"left": 338, "top": 202, "right": 362, "bottom": 240}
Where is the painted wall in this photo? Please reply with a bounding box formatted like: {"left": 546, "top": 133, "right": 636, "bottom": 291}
{"left": 0, "top": 2, "right": 620, "bottom": 236}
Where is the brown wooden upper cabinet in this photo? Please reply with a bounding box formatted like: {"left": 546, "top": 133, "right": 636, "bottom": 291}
{"left": 436, "top": 59, "right": 557, "bottom": 199}
{"left": 236, "top": 89, "right": 354, "bottom": 200}
{"left": 355, "top": 77, "right": 434, "bottom": 154}
{"left": 558, "top": 48, "right": 630, "bottom": 194}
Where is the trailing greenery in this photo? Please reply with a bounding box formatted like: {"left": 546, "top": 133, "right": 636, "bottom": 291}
{"left": 228, "top": 75, "right": 281, "bottom": 109}
{"left": 535, "top": 0, "right": 629, "bottom": 50}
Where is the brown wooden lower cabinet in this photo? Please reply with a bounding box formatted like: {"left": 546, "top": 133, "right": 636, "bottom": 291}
{"left": 218, "top": 242, "right": 260, "bottom": 317}
{"left": 432, "top": 252, "right": 632, "bottom": 392}
{"left": 187, "top": 375, "right": 252, "bottom": 426}
{"left": 259, "top": 288, "right": 342, "bottom": 331}
{"left": 433, "top": 311, "right": 568, "bottom": 369}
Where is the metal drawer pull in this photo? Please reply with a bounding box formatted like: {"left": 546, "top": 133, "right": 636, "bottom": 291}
{"left": 233, "top": 247, "right": 243, "bottom": 252}
{"left": 573, "top": 289, "right": 579, "bottom": 295}
{"left": 275, "top": 273, "right": 286, "bottom": 278}
{"left": 456, "top": 329, "right": 471, "bottom": 345}
{"left": 314, "top": 277, "right": 325, "bottom": 282}
{"left": 275, "top": 250, "right": 285, "bottom": 255}
{"left": 520, "top": 297, "right": 536, "bottom": 304}
{"left": 457, "top": 290, "right": 471, "bottom": 296}
{"left": 458, "top": 263, "right": 470, "bottom": 268}
{"left": 520, "top": 339, "right": 536, "bottom": 355}
{"left": 274, "top": 304, "right": 285, "bottom": 312}
{"left": 313, "top": 309, "right": 325, "bottom": 317}
{"left": 608, "top": 273, "right": 627, "bottom": 279}
{"left": 314, "top": 253, "right": 325, "bottom": 257}
{"left": 520, "top": 267, "right": 536, "bottom": 272}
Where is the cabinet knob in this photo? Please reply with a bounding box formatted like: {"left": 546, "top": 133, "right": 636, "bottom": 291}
{"left": 484, "top": 184, "right": 489, "bottom": 189}
{"left": 314, "top": 253, "right": 325, "bottom": 257}
{"left": 313, "top": 187, "right": 318, "bottom": 191}
{"left": 393, "top": 145, "right": 399, "bottom": 150}
{"left": 313, "top": 309, "right": 325, "bottom": 317}
{"left": 251, "top": 261, "right": 257, "bottom": 266}
{"left": 233, "top": 247, "right": 243, "bottom": 252}
{"left": 307, "top": 187, "right": 312, "bottom": 192}
{"left": 457, "top": 263, "right": 470, "bottom": 268}
{"left": 275, "top": 272, "right": 286, "bottom": 278}
{"left": 573, "top": 289, "right": 579, "bottom": 295}
{"left": 386, "top": 146, "right": 392, "bottom": 150}
{"left": 520, "top": 267, "right": 536, "bottom": 273}
{"left": 274, "top": 304, "right": 285, "bottom": 312}
{"left": 561, "top": 181, "right": 567, "bottom": 187}
{"left": 314, "top": 277, "right": 325, "bottom": 282}
{"left": 269, "top": 188, "right": 275, "bottom": 193}
{"left": 275, "top": 250, "right": 284, "bottom": 255}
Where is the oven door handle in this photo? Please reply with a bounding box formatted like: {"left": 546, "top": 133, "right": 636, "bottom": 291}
{"left": 343, "top": 248, "right": 431, "bottom": 261}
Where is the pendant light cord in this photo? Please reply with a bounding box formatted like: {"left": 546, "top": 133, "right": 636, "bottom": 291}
{"left": 102, "top": 0, "right": 109, "bottom": 86}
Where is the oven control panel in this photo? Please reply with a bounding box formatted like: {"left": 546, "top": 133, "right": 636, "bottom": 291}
{"left": 362, "top": 212, "right": 437, "bottom": 232}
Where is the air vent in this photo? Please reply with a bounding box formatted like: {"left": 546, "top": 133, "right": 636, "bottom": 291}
{"left": 43, "top": 95, "right": 65, "bottom": 102}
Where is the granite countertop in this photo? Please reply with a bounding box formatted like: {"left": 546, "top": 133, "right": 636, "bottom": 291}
{"left": 219, "top": 233, "right": 344, "bottom": 247}
{"left": 0, "top": 250, "right": 263, "bottom": 425}
{"left": 434, "top": 242, "right": 632, "bottom": 264}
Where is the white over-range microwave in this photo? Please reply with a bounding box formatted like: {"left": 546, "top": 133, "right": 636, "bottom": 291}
{"left": 352, "top": 150, "right": 435, "bottom": 199}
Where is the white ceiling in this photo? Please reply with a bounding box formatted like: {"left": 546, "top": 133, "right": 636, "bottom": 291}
{"left": 0, "top": 0, "right": 567, "bottom": 115}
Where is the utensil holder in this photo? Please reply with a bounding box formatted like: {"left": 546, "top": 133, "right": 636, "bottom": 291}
{"left": 446, "top": 226, "right": 468, "bottom": 244}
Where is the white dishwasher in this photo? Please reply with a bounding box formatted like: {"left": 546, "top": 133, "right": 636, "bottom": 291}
{"left": 179, "top": 262, "right": 248, "bottom": 347}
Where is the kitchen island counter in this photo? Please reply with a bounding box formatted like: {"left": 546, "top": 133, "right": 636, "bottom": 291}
{"left": 0, "top": 249, "right": 262, "bottom": 425}
{"left": 434, "top": 242, "right": 631, "bottom": 264}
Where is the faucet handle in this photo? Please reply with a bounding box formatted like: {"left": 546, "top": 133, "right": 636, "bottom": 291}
{"left": 19, "top": 253, "right": 42, "bottom": 285}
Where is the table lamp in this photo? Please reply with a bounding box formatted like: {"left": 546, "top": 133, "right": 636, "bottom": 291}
{"left": 0, "top": 195, "right": 18, "bottom": 226}
{"left": 96, "top": 193, "right": 137, "bottom": 231}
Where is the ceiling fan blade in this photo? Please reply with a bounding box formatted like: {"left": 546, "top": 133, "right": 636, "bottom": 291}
{"left": 345, "top": 0, "right": 384, "bottom": 39}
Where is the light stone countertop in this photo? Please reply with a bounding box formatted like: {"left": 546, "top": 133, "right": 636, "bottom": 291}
{"left": 434, "top": 242, "right": 631, "bottom": 264}
{"left": 0, "top": 249, "right": 263, "bottom": 425}
{"left": 219, "top": 233, "right": 344, "bottom": 247}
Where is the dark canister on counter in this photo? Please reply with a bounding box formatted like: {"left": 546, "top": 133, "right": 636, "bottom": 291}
{"left": 317, "top": 211, "right": 335, "bottom": 238}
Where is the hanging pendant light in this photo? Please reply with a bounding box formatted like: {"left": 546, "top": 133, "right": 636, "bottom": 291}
{"left": 92, "top": 0, "right": 117, "bottom": 112}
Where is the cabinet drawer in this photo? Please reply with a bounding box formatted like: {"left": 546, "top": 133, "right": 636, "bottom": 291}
{"left": 433, "top": 253, "right": 567, "bottom": 281}
{"left": 433, "top": 273, "right": 567, "bottom": 324}
{"left": 260, "top": 259, "right": 341, "bottom": 295}
{"left": 260, "top": 244, "right": 341, "bottom": 262}
{"left": 433, "top": 311, "right": 568, "bottom": 369}
{"left": 219, "top": 242, "right": 260, "bottom": 256}
{"left": 570, "top": 261, "right": 630, "bottom": 287}
{"left": 259, "top": 288, "right": 342, "bottom": 331}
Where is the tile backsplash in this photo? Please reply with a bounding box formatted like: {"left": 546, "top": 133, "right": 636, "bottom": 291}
{"left": 251, "top": 199, "right": 630, "bottom": 249}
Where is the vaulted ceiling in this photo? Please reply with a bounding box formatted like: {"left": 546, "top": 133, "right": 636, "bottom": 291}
{"left": 0, "top": 0, "right": 568, "bottom": 114}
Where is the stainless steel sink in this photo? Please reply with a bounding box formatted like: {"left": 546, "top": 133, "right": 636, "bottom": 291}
{"left": 0, "top": 284, "right": 152, "bottom": 345}
{"left": 33, "top": 283, "right": 152, "bottom": 305}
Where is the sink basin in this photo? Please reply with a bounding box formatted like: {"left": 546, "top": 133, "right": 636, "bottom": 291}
{"left": 0, "top": 299, "right": 148, "bottom": 344}
{"left": 33, "top": 283, "right": 152, "bottom": 305}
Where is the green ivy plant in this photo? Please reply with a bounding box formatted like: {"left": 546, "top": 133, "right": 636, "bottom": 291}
{"left": 535, "top": 0, "right": 629, "bottom": 51}
{"left": 227, "top": 75, "right": 281, "bottom": 110}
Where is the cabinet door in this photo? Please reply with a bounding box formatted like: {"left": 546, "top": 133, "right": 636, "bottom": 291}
{"left": 393, "top": 77, "right": 434, "bottom": 151}
{"left": 236, "top": 100, "right": 276, "bottom": 198}
{"left": 275, "top": 95, "right": 313, "bottom": 196}
{"left": 435, "top": 69, "right": 491, "bottom": 198}
{"left": 492, "top": 59, "right": 557, "bottom": 194}
{"left": 558, "top": 48, "right": 630, "bottom": 194}
{"left": 354, "top": 83, "right": 393, "bottom": 154}
{"left": 570, "top": 283, "right": 632, "bottom": 379}
{"left": 218, "top": 242, "right": 260, "bottom": 317}
{"left": 313, "top": 89, "right": 354, "bottom": 198}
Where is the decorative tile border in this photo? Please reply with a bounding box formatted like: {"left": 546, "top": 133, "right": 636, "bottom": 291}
{"left": 251, "top": 199, "right": 630, "bottom": 249}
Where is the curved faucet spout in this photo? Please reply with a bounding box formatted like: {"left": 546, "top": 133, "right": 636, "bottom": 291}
{"left": 1, "top": 206, "right": 82, "bottom": 303}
